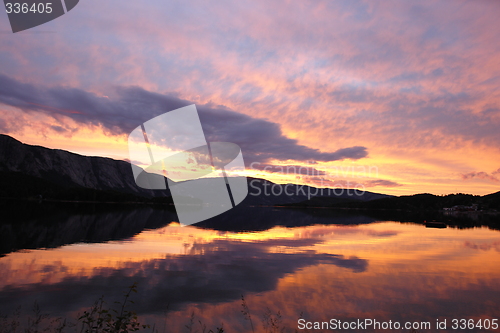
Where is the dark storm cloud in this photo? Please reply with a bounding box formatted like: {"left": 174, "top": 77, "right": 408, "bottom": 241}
{"left": 0, "top": 74, "right": 368, "bottom": 164}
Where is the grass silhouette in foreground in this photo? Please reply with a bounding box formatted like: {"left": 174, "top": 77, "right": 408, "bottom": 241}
{"left": 0, "top": 284, "right": 421, "bottom": 333}
{"left": 0, "top": 283, "right": 150, "bottom": 333}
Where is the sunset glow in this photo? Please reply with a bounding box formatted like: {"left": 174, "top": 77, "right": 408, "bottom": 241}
{"left": 1, "top": 0, "right": 500, "bottom": 196}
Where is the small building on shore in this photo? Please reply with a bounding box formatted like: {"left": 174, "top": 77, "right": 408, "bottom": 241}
{"left": 443, "top": 204, "right": 479, "bottom": 212}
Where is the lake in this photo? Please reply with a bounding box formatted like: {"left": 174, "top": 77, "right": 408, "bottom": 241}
{"left": 0, "top": 206, "right": 499, "bottom": 332}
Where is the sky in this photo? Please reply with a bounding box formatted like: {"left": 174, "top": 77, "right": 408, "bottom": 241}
{"left": 0, "top": 0, "right": 499, "bottom": 196}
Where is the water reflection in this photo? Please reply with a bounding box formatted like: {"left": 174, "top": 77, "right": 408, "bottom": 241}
{"left": 0, "top": 206, "right": 177, "bottom": 255}
{"left": 0, "top": 203, "right": 378, "bottom": 255}
{"left": 0, "top": 209, "right": 499, "bottom": 332}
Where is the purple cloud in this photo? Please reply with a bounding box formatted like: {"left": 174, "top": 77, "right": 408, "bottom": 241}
{"left": 364, "top": 179, "right": 402, "bottom": 188}
{"left": 461, "top": 171, "right": 499, "bottom": 182}
{"left": 0, "top": 74, "right": 368, "bottom": 165}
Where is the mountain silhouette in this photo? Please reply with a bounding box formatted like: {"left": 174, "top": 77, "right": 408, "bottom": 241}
{"left": 0, "top": 134, "right": 390, "bottom": 205}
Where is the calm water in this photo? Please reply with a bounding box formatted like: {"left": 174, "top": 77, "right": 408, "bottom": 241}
{"left": 1, "top": 207, "right": 500, "bottom": 332}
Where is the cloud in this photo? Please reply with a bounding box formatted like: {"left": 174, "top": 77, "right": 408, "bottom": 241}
{"left": 122, "top": 158, "right": 147, "bottom": 166}
{"left": 248, "top": 163, "right": 327, "bottom": 176}
{"left": 304, "top": 177, "right": 402, "bottom": 189}
{"left": 364, "top": 179, "right": 402, "bottom": 187}
{"left": 461, "top": 171, "right": 499, "bottom": 182}
{"left": 0, "top": 74, "right": 368, "bottom": 165}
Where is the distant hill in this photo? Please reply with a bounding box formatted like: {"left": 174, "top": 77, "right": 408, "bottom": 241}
{"left": 240, "top": 177, "right": 391, "bottom": 206}
{"left": 0, "top": 134, "right": 391, "bottom": 205}
{"left": 482, "top": 191, "right": 500, "bottom": 210}
{"left": 285, "top": 191, "right": 500, "bottom": 211}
